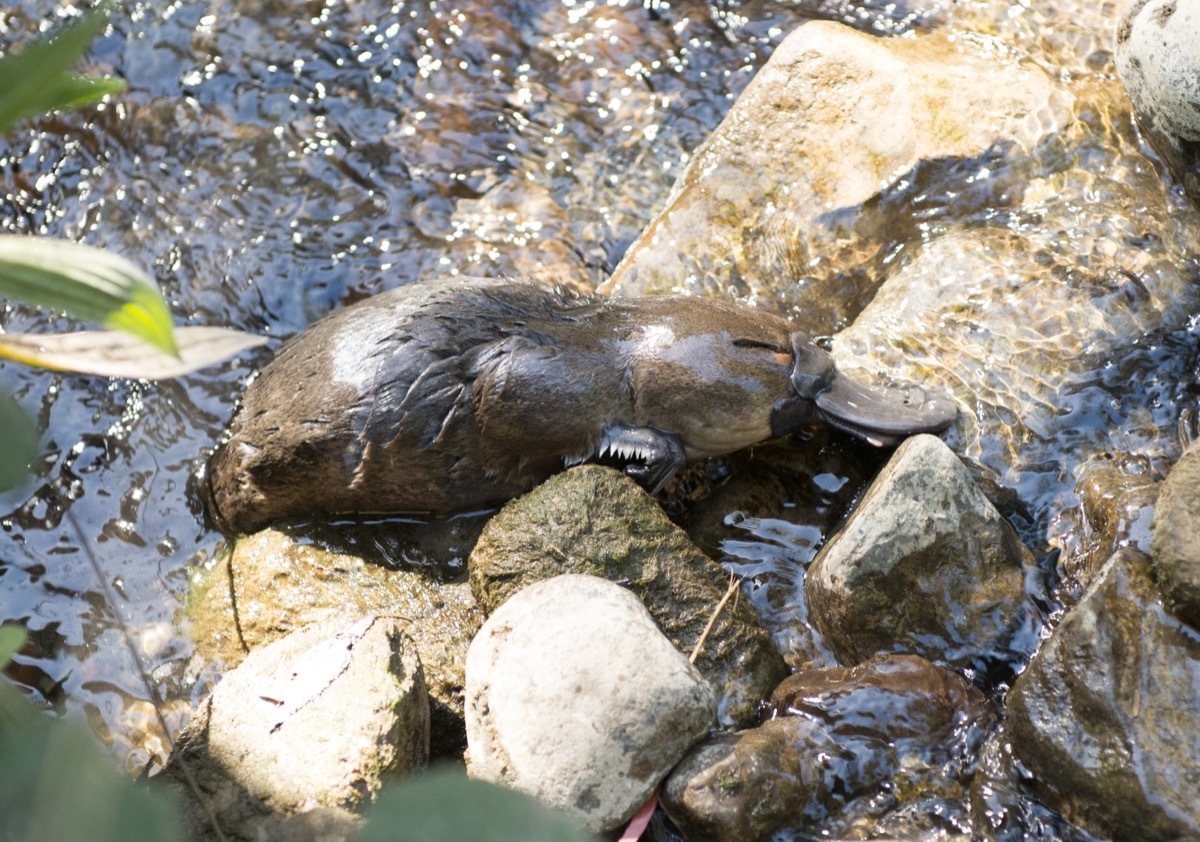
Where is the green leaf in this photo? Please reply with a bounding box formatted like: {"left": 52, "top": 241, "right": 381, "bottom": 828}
{"left": 0, "top": 8, "right": 122, "bottom": 133}
{"left": 37, "top": 73, "right": 126, "bottom": 119}
{"left": 0, "top": 392, "right": 39, "bottom": 491}
{"left": 0, "top": 626, "right": 26, "bottom": 670}
{"left": 361, "top": 769, "right": 599, "bottom": 842}
{"left": 0, "top": 681, "right": 183, "bottom": 842}
{"left": 0, "top": 326, "right": 268, "bottom": 379}
{"left": 0, "top": 235, "right": 178, "bottom": 356}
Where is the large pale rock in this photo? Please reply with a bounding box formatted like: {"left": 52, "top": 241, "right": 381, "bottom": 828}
{"left": 1007, "top": 550, "right": 1200, "bottom": 841}
{"left": 1151, "top": 438, "right": 1200, "bottom": 628}
{"left": 662, "top": 654, "right": 992, "bottom": 842}
{"left": 1116, "top": 0, "right": 1200, "bottom": 198}
{"left": 164, "top": 617, "right": 428, "bottom": 840}
{"left": 600, "top": 20, "right": 1072, "bottom": 332}
{"left": 805, "top": 434, "right": 1034, "bottom": 669}
{"left": 469, "top": 465, "right": 786, "bottom": 727}
{"left": 465, "top": 574, "right": 714, "bottom": 834}
{"left": 187, "top": 528, "right": 482, "bottom": 758}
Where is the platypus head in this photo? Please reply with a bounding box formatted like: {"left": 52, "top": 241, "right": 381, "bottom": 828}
{"left": 770, "top": 333, "right": 957, "bottom": 446}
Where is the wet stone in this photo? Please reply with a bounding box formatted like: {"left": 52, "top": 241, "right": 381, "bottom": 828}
{"left": 661, "top": 653, "right": 992, "bottom": 842}
{"left": 805, "top": 434, "right": 1037, "bottom": 671}
{"left": 1151, "top": 437, "right": 1200, "bottom": 629}
{"left": 1115, "top": 0, "right": 1200, "bottom": 199}
{"left": 161, "top": 617, "right": 428, "bottom": 841}
{"left": 601, "top": 19, "right": 1073, "bottom": 334}
{"left": 1068, "top": 455, "right": 1160, "bottom": 589}
{"left": 465, "top": 574, "right": 714, "bottom": 835}
{"left": 468, "top": 464, "right": 788, "bottom": 728}
{"left": 1007, "top": 549, "right": 1200, "bottom": 841}
{"left": 186, "top": 528, "right": 483, "bottom": 759}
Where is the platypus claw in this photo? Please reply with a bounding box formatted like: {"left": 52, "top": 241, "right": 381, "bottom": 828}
{"left": 598, "top": 424, "right": 686, "bottom": 494}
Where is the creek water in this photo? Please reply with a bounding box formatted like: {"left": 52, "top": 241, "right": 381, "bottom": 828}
{"left": 0, "top": 1, "right": 1195, "bottom": 836}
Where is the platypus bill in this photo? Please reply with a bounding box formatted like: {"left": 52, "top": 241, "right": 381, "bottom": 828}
{"left": 203, "top": 277, "right": 956, "bottom": 534}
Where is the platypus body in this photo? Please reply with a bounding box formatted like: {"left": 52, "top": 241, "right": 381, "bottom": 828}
{"left": 204, "top": 277, "right": 956, "bottom": 534}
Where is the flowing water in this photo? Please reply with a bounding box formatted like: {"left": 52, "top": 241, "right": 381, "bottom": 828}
{"left": 0, "top": 3, "right": 1195, "bottom": 832}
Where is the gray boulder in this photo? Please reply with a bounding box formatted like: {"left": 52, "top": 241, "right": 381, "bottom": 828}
{"left": 1007, "top": 549, "right": 1200, "bottom": 840}
{"left": 1115, "top": 0, "right": 1200, "bottom": 199}
{"left": 187, "top": 528, "right": 482, "bottom": 759}
{"left": 469, "top": 465, "right": 787, "bottom": 728}
{"left": 805, "top": 434, "right": 1035, "bottom": 669}
{"left": 465, "top": 574, "right": 714, "bottom": 834}
{"left": 163, "top": 616, "right": 428, "bottom": 840}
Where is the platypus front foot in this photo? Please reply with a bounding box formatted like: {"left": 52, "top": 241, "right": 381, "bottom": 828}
{"left": 597, "top": 425, "right": 686, "bottom": 495}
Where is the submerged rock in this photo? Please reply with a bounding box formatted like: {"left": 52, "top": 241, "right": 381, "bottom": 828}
{"left": 163, "top": 617, "right": 428, "bottom": 841}
{"left": 600, "top": 19, "right": 1072, "bottom": 333}
{"left": 1115, "top": 0, "right": 1200, "bottom": 199}
{"left": 465, "top": 574, "right": 714, "bottom": 834}
{"left": 1007, "top": 549, "right": 1200, "bottom": 841}
{"left": 805, "top": 435, "right": 1036, "bottom": 671}
{"left": 1068, "top": 455, "right": 1160, "bottom": 587}
{"left": 469, "top": 465, "right": 787, "bottom": 727}
{"left": 1151, "top": 437, "right": 1200, "bottom": 628}
{"left": 661, "top": 654, "right": 992, "bottom": 842}
{"left": 186, "top": 528, "right": 482, "bottom": 759}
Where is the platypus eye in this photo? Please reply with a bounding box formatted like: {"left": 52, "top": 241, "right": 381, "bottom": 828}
{"left": 732, "top": 338, "right": 791, "bottom": 355}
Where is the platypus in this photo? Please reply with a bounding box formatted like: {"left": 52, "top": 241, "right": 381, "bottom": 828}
{"left": 203, "top": 277, "right": 956, "bottom": 534}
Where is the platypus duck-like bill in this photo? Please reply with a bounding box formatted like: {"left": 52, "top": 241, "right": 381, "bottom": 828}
{"left": 770, "top": 336, "right": 957, "bottom": 449}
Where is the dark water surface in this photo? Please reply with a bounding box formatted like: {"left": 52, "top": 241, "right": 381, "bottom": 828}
{"left": 0, "top": 8, "right": 1195, "bottom": 831}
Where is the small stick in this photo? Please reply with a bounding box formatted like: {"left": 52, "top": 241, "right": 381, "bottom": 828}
{"left": 690, "top": 572, "right": 743, "bottom": 664}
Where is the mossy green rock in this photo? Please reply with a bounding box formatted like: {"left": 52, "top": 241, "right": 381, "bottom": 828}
{"left": 187, "top": 528, "right": 483, "bottom": 759}
{"left": 469, "top": 465, "right": 787, "bottom": 728}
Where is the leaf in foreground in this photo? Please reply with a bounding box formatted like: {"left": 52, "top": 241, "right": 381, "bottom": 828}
{"left": 0, "top": 6, "right": 124, "bottom": 133}
{"left": 0, "top": 235, "right": 177, "bottom": 356}
{"left": 361, "top": 769, "right": 599, "bottom": 842}
{"left": 0, "top": 326, "right": 268, "bottom": 379}
{"left": 0, "top": 681, "right": 182, "bottom": 842}
{"left": 0, "top": 392, "right": 39, "bottom": 490}
{"left": 0, "top": 626, "right": 26, "bottom": 670}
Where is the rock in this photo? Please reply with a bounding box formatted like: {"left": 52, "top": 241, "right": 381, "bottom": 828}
{"left": 1151, "top": 437, "right": 1200, "bottom": 628}
{"left": 805, "top": 434, "right": 1035, "bottom": 670}
{"left": 599, "top": 20, "right": 1073, "bottom": 334}
{"left": 662, "top": 654, "right": 992, "bottom": 842}
{"left": 968, "top": 730, "right": 1097, "bottom": 842}
{"left": 828, "top": 215, "right": 1200, "bottom": 582}
{"left": 1007, "top": 549, "right": 1200, "bottom": 841}
{"left": 162, "top": 617, "right": 427, "bottom": 841}
{"left": 465, "top": 574, "right": 714, "bottom": 834}
{"left": 1115, "top": 0, "right": 1200, "bottom": 199}
{"left": 1068, "top": 455, "right": 1160, "bottom": 587}
{"left": 469, "top": 465, "right": 787, "bottom": 728}
{"left": 765, "top": 653, "right": 992, "bottom": 730}
{"left": 187, "top": 528, "right": 482, "bottom": 759}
